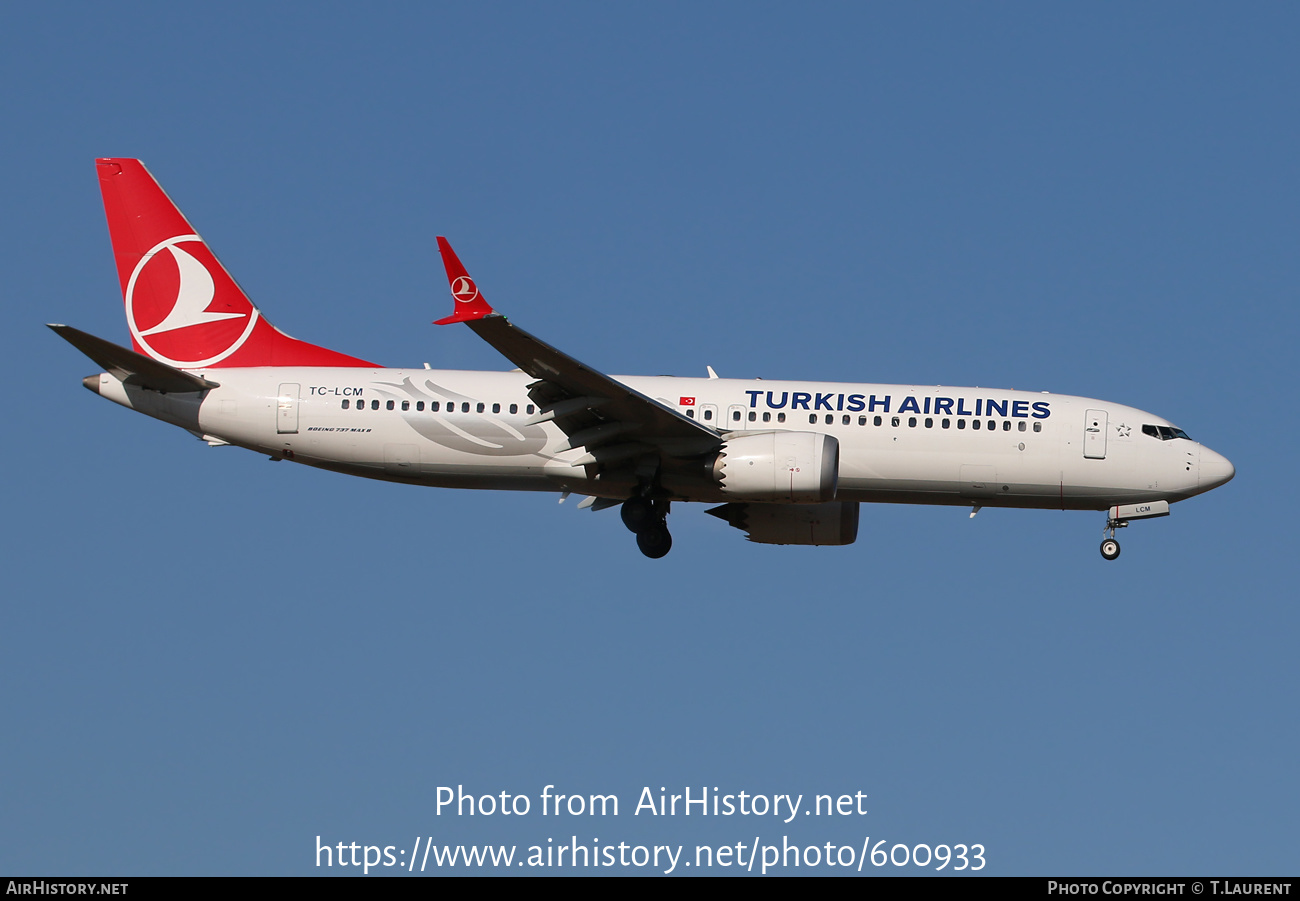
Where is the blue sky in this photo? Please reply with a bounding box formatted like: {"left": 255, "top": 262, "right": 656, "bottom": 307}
{"left": 2, "top": 2, "right": 1295, "bottom": 875}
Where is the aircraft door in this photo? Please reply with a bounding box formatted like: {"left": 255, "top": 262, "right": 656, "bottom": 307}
{"left": 1084, "top": 409, "right": 1107, "bottom": 459}
{"left": 277, "top": 382, "right": 300, "bottom": 434}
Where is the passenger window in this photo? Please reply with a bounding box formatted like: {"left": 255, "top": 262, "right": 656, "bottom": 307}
{"left": 777, "top": 412, "right": 786, "bottom": 423}
{"left": 1018, "top": 421, "right": 1026, "bottom": 431}
{"left": 526, "top": 405, "right": 535, "bottom": 414}
{"left": 1002, "top": 420, "right": 1010, "bottom": 431}
{"left": 891, "top": 417, "right": 900, "bottom": 427}
{"left": 401, "top": 400, "right": 410, "bottom": 411}
{"left": 987, "top": 420, "right": 995, "bottom": 430}
{"left": 733, "top": 410, "right": 742, "bottom": 422}
{"left": 763, "top": 412, "right": 771, "bottom": 423}
{"left": 417, "top": 401, "right": 424, "bottom": 411}
{"left": 492, "top": 403, "right": 501, "bottom": 414}
{"left": 809, "top": 414, "right": 818, "bottom": 424}
{"left": 476, "top": 402, "right": 485, "bottom": 413}
{"left": 942, "top": 418, "right": 950, "bottom": 429}
{"left": 924, "top": 417, "right": 933, "bottom": 428}
{"left": 687, "top": 408, "right": 695, "bottom": 419}
{"left": 825, "top": 414, "right": 833, "bottom": 425}
{"left": 371, "top": 400, "right": 380, "bottom": 410}
{"left": 858, "top": 415, "right": 867, "bottom": 426}
{"left": 1033, "top": 422, "right": 1042, "bottom": 432}
{"left": 430, "top": 401, "right": 440, "bottom": 412}
{"left": 972, "top": 419, "right": 980, "bottom": 430}
{"left": 510, "top": 404, "right": 518, "bottom": 414}
{"left": 874, "top": 416, "right": 882, "bottom": 426}
{"left": 462, "top": 403, "right": 470, "bottom": 413}
{"left": 842, "top": 415, "right": 850, "bottom": 425}
{"left": 749, "top": 411, "right": 757, "bottom": 422}
{"left": 957, "top": 419, "right": 966, "bottom": 429}
{"left": 908, "top": 417, "right": 917, "bottom": 427}
{"left": 342, "top": 399, "right": 350, "bottom": 410}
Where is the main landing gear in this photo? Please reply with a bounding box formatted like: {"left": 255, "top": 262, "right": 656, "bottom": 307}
{"left": 622, "top": 496, "right": 672, "bottom": 559}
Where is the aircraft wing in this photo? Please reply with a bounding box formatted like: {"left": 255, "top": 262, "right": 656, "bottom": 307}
{"left": 434, "top": 238, "right": 721, "bottom": 465}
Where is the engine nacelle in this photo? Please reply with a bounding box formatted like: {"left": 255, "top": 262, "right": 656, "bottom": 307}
{"left": 712, "top": 431, "right": 839, "bottom": 503}
{"left": 707, "top": 501, "right": 860, "bottom": 546}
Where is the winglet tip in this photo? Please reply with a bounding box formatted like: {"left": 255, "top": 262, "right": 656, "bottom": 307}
{"left": 436, "top": 236, "right": 496, "bottom": 323}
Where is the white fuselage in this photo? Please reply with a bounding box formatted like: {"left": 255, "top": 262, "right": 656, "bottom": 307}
{"left": 90, "top": 366, "right": 1231, "bottom": 512}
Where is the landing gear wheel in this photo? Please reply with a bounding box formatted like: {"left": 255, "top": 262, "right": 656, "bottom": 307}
{"left": 636, "top": 523, "right": 673, "bottom": 559}
{"left": 621, "top": 497, "right": 655, "bottom": 534}
{"left": 1100, "top": 538, "right": 1121, "bottom": 561}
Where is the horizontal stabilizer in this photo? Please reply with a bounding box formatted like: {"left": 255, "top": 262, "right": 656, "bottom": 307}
{"left": 48, "top": 324, "right": 218, "bottom": 392}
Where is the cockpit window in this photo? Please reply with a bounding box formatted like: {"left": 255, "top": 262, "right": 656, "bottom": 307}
{"left": 1143, "top": 424, "right": 1192, "bottom": 441}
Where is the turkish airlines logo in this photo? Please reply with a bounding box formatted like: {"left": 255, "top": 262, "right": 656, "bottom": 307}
{"left": 451, "top": 276, "right": 479, "bottom": 304}
{"left": 125, "top": 235, "right": 259, "bottom": 367}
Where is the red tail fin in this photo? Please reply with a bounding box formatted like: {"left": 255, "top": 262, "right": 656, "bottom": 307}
{"left": 434, "top": 236, "right": 497, "bottom": 324}
{"left": 97, "top": 158, "right": 375, "bottom": 369}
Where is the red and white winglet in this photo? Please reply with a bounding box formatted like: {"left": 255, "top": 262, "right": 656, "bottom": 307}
{"left": 434, "top": 236, "right": 497, "bottom": 325}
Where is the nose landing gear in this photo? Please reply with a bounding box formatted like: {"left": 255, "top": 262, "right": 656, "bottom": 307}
{"left": 622, "top": 496, "right": 673, "bottom": 559}
{"left": 1097, "top": 500, "right": 1170, "bottom": 560}
{"left": 1100, "top": 511, "right": 1128, "bottom": 561}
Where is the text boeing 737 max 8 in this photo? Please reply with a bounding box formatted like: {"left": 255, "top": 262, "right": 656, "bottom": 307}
{"left": 51, "top": 159, "right": 1234, "bottom": 559}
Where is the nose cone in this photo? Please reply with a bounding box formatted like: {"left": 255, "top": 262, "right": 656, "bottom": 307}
{"left": 1199, "top": 447, "right": 1235, "bottom": 491}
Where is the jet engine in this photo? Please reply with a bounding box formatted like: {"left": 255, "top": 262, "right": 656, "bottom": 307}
{"left": 711, "top": 431, "right": 839, "bottom": 503}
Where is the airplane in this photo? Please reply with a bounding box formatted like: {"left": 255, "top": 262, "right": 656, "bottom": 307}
{"left": 51, "top": 158, "right": 1234, "bottom": 560}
